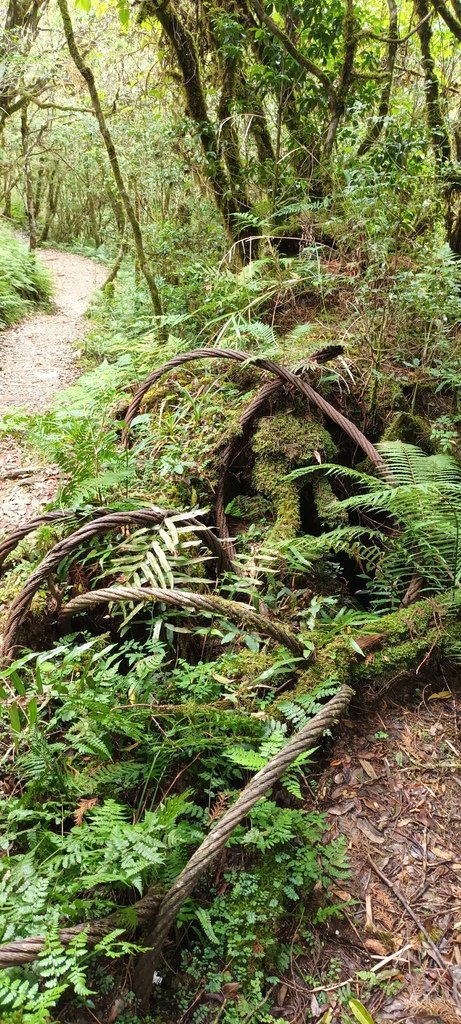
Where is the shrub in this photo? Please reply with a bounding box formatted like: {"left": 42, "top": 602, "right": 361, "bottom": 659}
{"left": 0, "top": 223, "right": 53, "bottom": 327}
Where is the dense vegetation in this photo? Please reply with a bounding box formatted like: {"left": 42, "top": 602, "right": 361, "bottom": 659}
{"left": 0, "top": 225, "right": 51, "bottom": 325}
{"left": 2, "top": 0, "right": 461, "bottom": 1021}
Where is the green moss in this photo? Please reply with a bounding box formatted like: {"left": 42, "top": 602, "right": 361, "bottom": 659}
{"left": 272, "top": 597, "right": 459, "bottom": 706}
{"left": 314, "top": 478, "right": 348, "bottom": 527}
{"left": 382, "top": 411, "right": 436, "bottom": 451}
{"left": 252, "top": 412, "right": 337, "bottom": 545}
{"left": 276, "top": 635, "right": 353, "bottom": 705}
{"left": 252, "top": 412, "right": 337, "bottom": 464}
{"left": 215, "top": 649, "right": 279, "bottom": 683}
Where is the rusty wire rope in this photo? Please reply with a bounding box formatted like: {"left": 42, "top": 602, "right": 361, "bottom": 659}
{"left": 121, "top": 348, "right": 383, "bottom": 472}
{"left": 214, "top": 349, "right": 351, "bottom": 554}
{"left": 0, "top": 508, "right": 113, "bottom": 573}
{"left": 1, "top": 509, "right": 231, "bottom": 662}
{"left": 0, "top": 347, "right": 376, "bottom": 1003}
{"left": 58, "top": 585, "right": 305, "bottom": 656}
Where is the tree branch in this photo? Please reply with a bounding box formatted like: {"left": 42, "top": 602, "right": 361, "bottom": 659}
{"left": 248, "top": 0, "right": 334, "bottom": 96}
{"left": 431, "top": 0, "right": 461, "bottom": 39}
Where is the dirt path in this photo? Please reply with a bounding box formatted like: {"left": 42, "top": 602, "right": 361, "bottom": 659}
{"left": 0, "top": 247, "right": 105, "bottom": 531}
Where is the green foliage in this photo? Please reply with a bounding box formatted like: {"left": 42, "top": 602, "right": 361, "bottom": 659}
{"left": 175, "top": 800, "right": 347, "bottom": 1022}
{"left": 286, "top": 442, "right": 461, "bottom": 610}
{"left": 6, "top": 2, "right": 461, "bottom": 1016}
{"left": 0, "top": 223, "right": 52, "bottom": 327}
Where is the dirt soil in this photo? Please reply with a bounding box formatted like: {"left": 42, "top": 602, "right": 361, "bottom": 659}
{"left": 0, "top": 246, "right": 105, "bottom": 531}
{"left": 271, "top": 689, "right": 461, "bottom": 1024}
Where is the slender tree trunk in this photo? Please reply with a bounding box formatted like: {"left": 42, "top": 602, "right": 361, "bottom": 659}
{"left": 34, "top": 152, "right": 46, "bottom": 219}
{"left": 103, "top": 222, "right": 128, "bottom": 291}
{"left": 414, "top": 0, "right": 461, "bottom": 251}
{"left": 217, "top": 54, "right": 248, "bottom": 208}
{"left": 56, "top": 0, "right": 165, "bottom": 333}
{"left": 21, "top": 105, "right": 37, "bottom": 250}
{"left": 358, "top": 0, "right": 398, "bottom": 155}
{"left": 87, "top": 191, "right": 102, "bottom": 248}
{"left": 106, "top": 188, "right": 125, "bottom": 234}
{"left": 324, "top": 0, "right": 357, "bottom": 158}
{"left": 415, "top": 0, "right": 451, "bottom": 162}
{"left": 39, "top": 169, "right": 59, "bottom": 243}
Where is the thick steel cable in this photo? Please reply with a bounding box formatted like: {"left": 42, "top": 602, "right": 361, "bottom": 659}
{"left": 58, "top": 585, "right": 305, "bottom": 657}
{"left": 215, "top": 378, "right": 287, "bottom": 556}
{"left": 133, "top": 684, "right": 353, "bottom": 1007}
{"left": 121, "top": 348, "right": 383, "bottom": 471}
{"left": 0, "top": 508, "right": 112, "bottom": 573}
{"left": 0, "top": 886, "right": 161, "bottom": 969}
{"left": 1, "top": 510, "right": 231, "bottom": 662}
{"left": 0, "top": 686, "right": 352, "bottom": 977}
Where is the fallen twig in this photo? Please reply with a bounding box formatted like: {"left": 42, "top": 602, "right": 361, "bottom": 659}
{"left": 367, "top": 856, "right": 447, "bottom": 970}
{"left": 1, "top": 467, "right": 43, "bottom": 479}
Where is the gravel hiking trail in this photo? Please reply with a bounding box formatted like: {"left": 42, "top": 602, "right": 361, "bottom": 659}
{"left": 0, "top": 247, "right": 105, "bottom": 532}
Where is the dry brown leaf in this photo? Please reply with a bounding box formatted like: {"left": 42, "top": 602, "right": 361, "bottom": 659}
{"left": 431, "top": 845, "right": 453, "bottom": 861}
{"left": 277, "top": 984, "right": 288, "bottom": 1007}
{"left": 209, "top": 792, "right": 229, "bottom": 822}
{"left": 332, "top": 889, "right": 353, "bottom": 902}
{"left": 358, "top": 758, "right": 378, "bottom": 779}
{"left": 372, "top": 888, "right": 396, "bottom": 930}
{"left": 222, "top": 983, "right": 240, "bottom": 999}
{"left": 329, "top": 800, "right": 356, "bottom": 815}
{"left": 416, "top": 998, "right": 461, "bottom": 1024}
{"left": 364, "top": 937, "right": 390, "bottom": 956}
{"left": 74, "top": 797, "right": 97, "bottom": 826}
{"left": 356, "top": 818, "right": 385, "bottom": 844}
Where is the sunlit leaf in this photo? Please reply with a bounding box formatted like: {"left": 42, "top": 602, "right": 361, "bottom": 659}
{"left": 348, "top": 998, "right": 377, "bottom": 1024}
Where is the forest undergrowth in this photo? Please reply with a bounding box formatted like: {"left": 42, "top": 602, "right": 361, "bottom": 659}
{"left": 4, "top": 0, "right": 461, "bottom": 1018}
{"left": 2, "top": 161, "right": 461, "bottom": 1024}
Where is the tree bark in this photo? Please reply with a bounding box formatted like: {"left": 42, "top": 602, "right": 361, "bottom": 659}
{"left": 415, "top": 0, "right": 451, "bottom": 163}
{"left": 39, "top": 167, "right": 59, "bottom": 243}
{"left": 141, "top": 0, "right": 238, "bottom": 241}
{"left": 102, "top": 222, "right": 128, "bottom": 291}
{"left": 324, "top": 0, "right": 358, "bottom": 157}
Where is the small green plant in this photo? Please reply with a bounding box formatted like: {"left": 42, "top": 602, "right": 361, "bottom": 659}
{"left": 0, "top": 224, "right": 52, "bottom": 326}
{"left": 347, "top": 997, "right": 378, "bottom": 1024}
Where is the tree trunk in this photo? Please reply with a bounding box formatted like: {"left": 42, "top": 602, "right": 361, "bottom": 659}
{"left": 20, "top": 105, "right": 37, "bottom": 250}
{"left": 39, "top": 169, "right": 59, "bottom": 243}
{"left": 358, "top": 0, "right": 398, "bottom": 155}
{"left": 140, "top": 0, "right": 242, "bottom": 246}
{"left": 415, "top": 0, "right": 451, "bottom": 163}
{"left": 56, "top": 0, "right": 165, "bottom": 332}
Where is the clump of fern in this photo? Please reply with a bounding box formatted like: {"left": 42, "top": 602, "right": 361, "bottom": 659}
{"left": 286, "top": 441, "right": 461, "bottom": 611}
{"left": 0, "top": 223, "right": 53, "bottom": 326}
